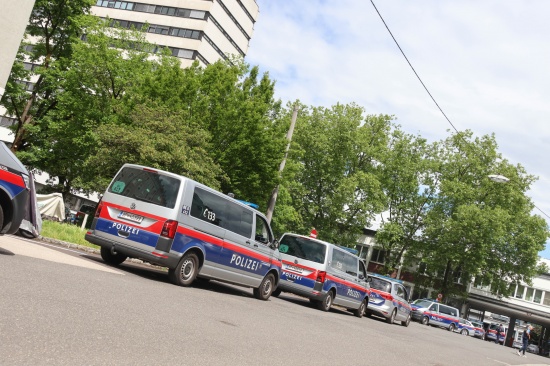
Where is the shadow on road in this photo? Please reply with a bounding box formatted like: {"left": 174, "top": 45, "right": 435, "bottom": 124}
{"left": 80, "top": 253, "right": 255, "bottom": 299}
{"left": 0, "top": 247, "right": 15, "bottom": 256}
{"left": 274, "top": 293, "right": 353, "bottom": 317}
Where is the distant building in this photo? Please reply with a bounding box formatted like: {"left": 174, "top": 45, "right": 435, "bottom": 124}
{"left": 91, "top": 0, "right": 259, "bottom": 67}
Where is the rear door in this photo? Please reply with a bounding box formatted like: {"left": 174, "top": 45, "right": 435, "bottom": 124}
{"left": 92, "top": 166, "right": 182, "bottom": 253}
{"left": 394, "top": 284, "right": 411, "bottom": 321}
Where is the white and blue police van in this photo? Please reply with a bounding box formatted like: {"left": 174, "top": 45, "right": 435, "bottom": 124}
{"left": 85, "top": 164, "right": 281, "bottom": 300}
{"left": 273, "top": 233, "right": 370, "bottom": 317}
{"left": 366, "top": 273, "right": 412, "bottom": 326}
{"left": 410, "top": 299, "right": 460, "bottom": 331}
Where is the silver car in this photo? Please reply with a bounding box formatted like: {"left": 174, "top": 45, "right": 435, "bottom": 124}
{"left": 366, "top": 274, "right": 412, "bottom": 326}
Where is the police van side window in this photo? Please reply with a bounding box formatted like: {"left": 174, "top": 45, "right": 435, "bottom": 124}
{"left": 191, "top": 187, "right": 253, "bottom": 237}
{"left": 330, "top": 250, "right": 357, "bottom": 276}
{"left": 191, "top": 188, "right": 225, "bottom": 227}
{"left": 225, "top": 203, "right": 252, "bottom": 238}
{"left": 359, "top": 260, "right": 367, "bottom": 279}
{"left": 254, "top": 214, "right": 272, "bottom": 244}
{"left": 429, "top": 303, "right": 438, "bottom": 312}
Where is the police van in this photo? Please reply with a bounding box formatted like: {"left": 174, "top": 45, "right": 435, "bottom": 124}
{"left": 0, "top": 141, "right": 30, "bottom": 235}
{"left": 411, "top": 299, "right": 460, "bottom": 331}
{"left": 274, "top": 233, "right": 370, "bottom": 317}
{"left": 85, "top": 164, "right": 281, "bottom": 300}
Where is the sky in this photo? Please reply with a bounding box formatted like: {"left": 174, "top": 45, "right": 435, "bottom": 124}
{"left": 244, "top": 0, "right": 550, "bottom": 259}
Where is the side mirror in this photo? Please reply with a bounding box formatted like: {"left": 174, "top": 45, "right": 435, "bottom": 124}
{"left": 270, "top": 239, "right": 279, "bottom": 250}
{"left": 358, "top": 274, "right": 365, "bottom": 280}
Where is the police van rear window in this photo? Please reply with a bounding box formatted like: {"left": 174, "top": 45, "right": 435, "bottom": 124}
{"left": 108, "top": 167, "right": 181, "bottom": 209}
{"left": 279, "top": 236, "right": 327, "bottom": 264}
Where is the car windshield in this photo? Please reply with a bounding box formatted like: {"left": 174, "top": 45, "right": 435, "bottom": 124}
{"left": 370, "top": 277, "right": 391, "bottom": 293}
{"left": 278, "top": 235, "right": 327, "bottom": 264}
{"left": 412, "top": 299, "right": 432, "bottom": 308}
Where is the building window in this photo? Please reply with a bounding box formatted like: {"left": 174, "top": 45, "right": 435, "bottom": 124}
{"left": 515, "top": 285, "right": 525, "bottom": 299}
{"left": 533, "top": 289, "right": 543, "bottom": 304}
{"left": 543, "top": 292, "right": 550, "bottom": 306}
{"left": 370, "top": 248, "right": 385, "bottom": 264}
{"left": 525, "top": 287, "right": 534, "bottom": 301}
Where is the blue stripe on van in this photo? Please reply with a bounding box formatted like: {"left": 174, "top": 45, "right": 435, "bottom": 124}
{"left": 95, "top": 218, "right": 159, "bottom": 247}
{"left": 280, "top": 271, "right": 317, "bottom": 289}
{"left": 0, "top": 179, "right": 25, "bottom": 199}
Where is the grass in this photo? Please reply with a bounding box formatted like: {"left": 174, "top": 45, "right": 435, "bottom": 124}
{"left": 41, "top": 220, "right": 100, "bottom": 249}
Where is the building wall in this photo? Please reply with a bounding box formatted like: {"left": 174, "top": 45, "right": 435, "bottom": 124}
{"left": 0, "top": 0, "right": 36, "bottom": 98}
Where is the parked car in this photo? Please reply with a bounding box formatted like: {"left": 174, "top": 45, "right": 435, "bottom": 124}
{"left": 0, "top": 141, "right": 30, "bottom": 235}
{"left": 512, "top": 340, "right": 522, "bottom": 349}
{"left": 485, "top": 323, "right": 507, "bottom": 344}
{"left": 410, "top": 299, "right": 460, "bottom": 331}
{"left": 75, "top": 203, "right": 97, "bottom": 228}
{"left": 455, "top": 318, "right": 476, "bottom": 336}
{"left": 527, "top": 344, "right": 539, "bottom": 354}
{"left": 469, "top": 320, "right": 486, "bottom": 340}
{"left": 366, "top": 273, "right": 412, "bottom": 326}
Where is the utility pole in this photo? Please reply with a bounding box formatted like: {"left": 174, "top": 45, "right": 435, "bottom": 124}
{"left": 266, "top": 104, "right": 298, "bottom": 223}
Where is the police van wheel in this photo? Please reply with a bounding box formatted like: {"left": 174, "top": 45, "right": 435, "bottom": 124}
{"left": 448, "top": 323, "right": 456, "bottom": 332}
{"left": 0, "top": 205, "right": 4, "bottom": 232}
{"left": 271, "top": 288, "right": 282, "bottom": 297}
{"left": 100, "top": 246, "right": 127, "bottom": 266}
{"left": 171, "top": 253, "right": 199, "bottom": 287}
{"left": 401, "top": 314, "right": 411, "bottom": 327}
{"left": 387, "top": 309, "right": 396, "bottom": 324}
{"left": 253, "top": 273, "right": 275, "bottom": 300}
{"left": 353, "top": 299, "right": 367, "bottom": 318}
{"left": 421, "top": 316, "right": 429, "bottom": 326}
{"left": 318, "top": 291, "right": 333, "bottom": 312}
{"left": 460, "top": 329, "right": 468, "bottom": 335}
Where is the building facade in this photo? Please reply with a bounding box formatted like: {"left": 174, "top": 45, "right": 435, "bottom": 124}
{"left": 91, "top": 0, "right": 259, "bottom": 67}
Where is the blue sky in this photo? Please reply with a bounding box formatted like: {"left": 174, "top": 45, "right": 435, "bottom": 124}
{"left": 245, "top": 0, "right": 550, "bottom": 259}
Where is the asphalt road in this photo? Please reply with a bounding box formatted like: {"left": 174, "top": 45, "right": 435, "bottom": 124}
{"left": 1, "top": 235, "right": 549, "bottom": 366}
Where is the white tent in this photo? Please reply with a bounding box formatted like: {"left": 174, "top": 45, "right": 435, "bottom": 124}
{"left": 37, "top": 193, "right": 66, "bottom": 221}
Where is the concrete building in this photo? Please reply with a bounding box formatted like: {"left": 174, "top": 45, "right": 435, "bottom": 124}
{"left": 91, "top": 0, "right": 259, "bottom": 67}
{"left": 0, "top": 0, "right": 36, "bottom": 98}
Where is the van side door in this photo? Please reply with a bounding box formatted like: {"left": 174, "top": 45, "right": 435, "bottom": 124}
{"left": 394, "top": 284, "right": 410, "bottom": 321}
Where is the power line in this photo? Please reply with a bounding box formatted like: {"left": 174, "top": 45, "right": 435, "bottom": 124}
{"left": 369, "top": 0, "right": 550, "bottom": 222}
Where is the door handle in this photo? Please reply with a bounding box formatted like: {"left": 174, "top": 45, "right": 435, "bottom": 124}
{"left": 246, "top": 241, "right": 251, "bottom": 245}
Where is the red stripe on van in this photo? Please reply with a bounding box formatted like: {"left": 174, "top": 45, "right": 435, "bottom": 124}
{"left": 177, "top": 226, "right": 224, "bottom": 247}
{"left": 0, "top": 169, "right": 25, "bottom": 188}
{"left": 326, "top": 274, "right": 369, "bottom": 293}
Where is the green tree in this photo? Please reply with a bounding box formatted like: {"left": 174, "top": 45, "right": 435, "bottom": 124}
{"left": 373, "top": 129, "right": 439, "bottom": 275}
{"left": 1, "top": 0, "right": 95, "bottom": 152}
{"left": 275, "top": 103, "right": 388, "bottom": 245}
{"left": 419, "top": 131, "right": 548, "bottom": 299}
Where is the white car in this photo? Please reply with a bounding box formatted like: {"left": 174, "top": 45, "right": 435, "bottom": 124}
{"left": 527, "top": 344, "right": 539, "bottom": 354}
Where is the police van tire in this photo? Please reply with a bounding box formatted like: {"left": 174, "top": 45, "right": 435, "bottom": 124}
{"left": 0, "top": 204, "right": 4, "bottom": 232}
{"left": 387, "top": 309, "right": 396, "bottom": 324}
{"left": 170, "top": 253, "right": 199, "bottom": 287}
{"left": 401, "top": 314, "right": 411, "bottom": 327}
{"left": 448, "top": 323, "right": 456, "bottom": 332}
{"left": 421, "top": 316, "right": 429, "bottom": 326}
{"left": 271, "top": 288, "right": 282, "bottom": 297}
{"left": 318, "top": 291, "right": 333, "bottom": 312}
{"left": 253, "top": 273, "right": 275, "bottom": 300}
{"left": 100, "top": 246, "right": 127, "bottom": 266}
{"left": 353, "top": 299, "right": 367, "bottom": 318}
{"left": 460, "top": 329, "right": 468, "bottom": 335}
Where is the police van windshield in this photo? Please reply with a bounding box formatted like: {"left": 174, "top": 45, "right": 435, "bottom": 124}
{"left": 278, "top": 235, "right": 327, "bottom": 264}
{"left": 108, "top": 167, "right": 181, "bottom": 209}
{"left": 370, "top": 277, "right": 391, "bottom": 293}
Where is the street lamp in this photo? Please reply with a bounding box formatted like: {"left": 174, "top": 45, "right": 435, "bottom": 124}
{"left": 488, "top": 174, "right": 510, "bottom": 183}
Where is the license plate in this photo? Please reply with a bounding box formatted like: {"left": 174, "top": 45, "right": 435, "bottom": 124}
{"left": 118, "top": 211, "right": 144, "bottom": 223}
